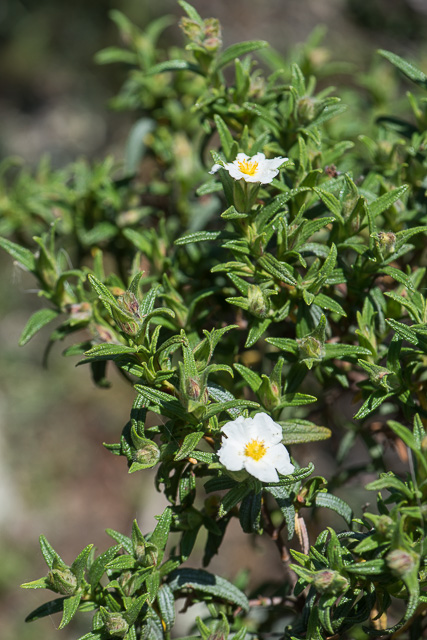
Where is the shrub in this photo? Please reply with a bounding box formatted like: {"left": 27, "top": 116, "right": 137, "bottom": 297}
{"left": 2, "top": 2, "right": 427, "bottom": 638}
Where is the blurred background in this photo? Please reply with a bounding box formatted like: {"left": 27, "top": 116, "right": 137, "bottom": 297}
{"left": 1, "top": 1, "right": 427, "bottom": 638}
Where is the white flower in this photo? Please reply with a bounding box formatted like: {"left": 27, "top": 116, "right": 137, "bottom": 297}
{"left": 218, "top": 413, "right": 295, "bottom": 483}
{"left": 209, "top": 152, "right": 287, "bottom": 184}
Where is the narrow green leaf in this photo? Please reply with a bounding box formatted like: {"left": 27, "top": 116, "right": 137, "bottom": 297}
{"left": 39, "top": 535, "right": 66, "bottom": 570}
{"left": 168, "top": 568, "right": 249, "bottom": 611}
{"left": 178, "top": 1, "right": 204, "bottom": 25}
{"left": 88, "top": 545, "right": 121, "bottom": 587}
{"left": 386, "top": 318, "right": 418, "bottom": 344}
{"left": 233, "top": 363, "right": 262, "bottom": 392}
{"left": 313, "top": 293, "right": 346, "bottom": 316}
{"left": 174, "top": 431, "right": 204, "bottom": 461}
{"left": 0, "top": 236, "right": 36, "bottom": 271}
{"left": 368, "top": 185, "right": 408, "bottom": 219}
{"left": 315, "top": 493, "right": 353, "bottom": 525}
{"left": 354, "top": 390, "right": 394, "bottom": 420}
{"left": 70, "top": 544, "right": 93, "bottom": 584}
{"left": 378, "top": 49, "right": 427, "bottom": 88}
{"left": 58, "top": 594, "right": 81, "bottom": 629}
{"left": 279, "top": 420, "right": 331, "bottom": 444}
{"left": 175, "top": 231, "right": 221, "bottom": 245}
{"left": 150, "top": 507, "right": 172, "bottom": 550}
{"left": 19, "top": 308, "right": 59, "bottom": 346}
{"left": 157, "top": 584, "right": 175, "bottom": 631}
{"left": 245, "top": 318, "right": 272, "bottom": 348}
{"left": 146, "top": 59, "right": 202, "bottom": 75}
{"left": 216, "top": 41, "right": 268, "bottom": 70}
{"left": 25, "top": 597, "right": 67, "bottom": 623}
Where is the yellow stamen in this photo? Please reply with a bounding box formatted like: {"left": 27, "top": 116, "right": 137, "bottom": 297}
{"left": 237, "top": 159, "right": 258, "bottom": 176}
{"left": 244, "top": 439, "right": 266, "bottom": 461}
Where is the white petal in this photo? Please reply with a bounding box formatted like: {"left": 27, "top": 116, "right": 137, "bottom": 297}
{"left": 227, "top": 166, "right": 249, "bottom": 181}
{"left": 209, "top": 163, "right": 223, "bottom": 174}
{"left": 234, "top": 153, "right": 250, "bottom": 162}
{"left": 221, "top": 416, "right": 248, "bottom": 441}
{"left": 268, "top": 443, "right": 295, "bottom": 475}
{"left": 218, "top": 440, "right": 244, "bottom": 471}
{"left": 251, "top": 152, "right": 266, "bottom": 162}
{"left": 244, "top": 456, "right": 279, "bottom": 483}
{"left": 252, "top": 413, "right": 282, "bottom": 443}
{"left": 266, "top": 156, "right": 287, "bottom": 170}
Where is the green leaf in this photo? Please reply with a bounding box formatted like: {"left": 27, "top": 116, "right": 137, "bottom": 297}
{"left": 174, "top": 431, "right": 204, "bottom": 461}
{"left": 378, "top": 49, "right": 427, "bottom": 88}
{"left": 70, "top": 544, "right": 93, "bottom": 584}
{"left": 365, "top": 472, "right": 413, "bottom": 500}
{"left": 215, "top": 41, "right": 268, "bottom": 70}
{"left": 150, "top": 507, "right": 172, "bottom": 550}
{"left": 368, "top": 185, "right": 408, "bottom": 219}
{"left": 279, "top": 420, "right": 331, "bottom": 444}
{"left": 323, "top": 344, "right": 372, "bottom": 360}
{"left": 168, "top": 568, "right": 249, "bottom": 611}
{"left": 21, "top": 577, "right": 51, "bottom": 590}
{"left": 313, "top": 189, "right": 343, "bottom": 222}
{"left": 258, "top": 254, "right": 297, "bottom": 286}
{"left": 124, "top": 118, "right": 156, "bottom": 176}
{"left": 214, "top": 115, "right": 235, "bottom": 161}
{"left": 203, "top": 399, "right": 260, "bottom": 421}
{"left": 39, "top": 535, "right": 66, "bottom": 570}
{"left": 157, "top": 584, "right": 175, "bottom": 631}
{"left": 219, "top": 482, "right": 251, "bottom": 517}
{"left": 233, "top": 363, "right": 262, "bottom": 392}
{"left": 239, "top": 491, "right": 262, "bottom": 533}
{"left": 134, "top": 385, "right": 192, "bottom": 421}
{"left": 95, "top": 46, "right": 138, "bottom": 65}
{"left": 58, "top": 594, "right": 82, "bottom": 629}
{"left": 386, "top": 318, "right": 418, "bottom": 344}
{"left": 19, "top": 308, "right": 59, "bottom": 346}
{"left": 313, "top": 293, "right": 346, "bottom": 317}
{"left": 354, "top": 390, "right": 394, "bottom": 420}
{"left": 277, "top": 393, "right": 317, "bottom": 408}
{"left": 267, "top": 486, "right": 295, "bottom": 539}
{"left": 146, "top": 59, "right": 202, "bottom": 75}
{"left": 0, "top": 236, "right": 36, "bottom": 271}
{"left": 25, "top": 597, "right": 67, "bottom": 623}
{"left": 345, "top": 559, "right": 386, "bottom": 575}
{"left": 178, "top": 0, "right": 204, "bottom": 25}
{"left": 84, "top": 344, "right": 138, "bottom": 358}
{"left": 175, "top": 231, "right": 222, "bottom": 245}
{"left": 245, "top": 318, "right": 272, "bottom": 348}
{"left": 380, "top": 266, "right": 415, "bottom": 291}
{"left": 314, "top": 493, "right": 353, "bottom": 525}
{"left": 88, "top": 545, "right": 121, "bottom": 587}
{"left": 105, "top": 529, "right": 133, "bottom": 554}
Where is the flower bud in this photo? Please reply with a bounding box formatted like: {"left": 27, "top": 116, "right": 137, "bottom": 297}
{"left": 297, "top": 97, "right": 316, "bottom": 124}
{"left": 47, "top": 568, "right": 78, "bottom": 596}
{"left": 203, "top": 18, "right": 222, "bottom": 52}
{"left": 297, "top": 336, "right": 325, "bottom": 362}
{"left": 132, "top": 440, "right": 161, "bottom": 467}
{"left": 248, "top": 285, "right": 269, "bottom": 318}
{"left": 376, "top": 515, "right": 394, "bottom": 537}
{"left": 100, "top": 609, "right": 129, "bottom": 638}
{"left": 179, "top": 17, "right": 202, "bottom": 41}
{"left": 112, "top": 291, "right": 142, "bottom": 336}
{"left": 386, "top": 548, "right": 418, "bottom": 577}
{"left": 313, "top": 569, "right": 348, "bottom": 595}
{"left": 68, "top": 302, "right": 91, "bottom": 322}
{"left": 118, "top": 570, "right": 136, "bottom": 596}
{"left": 377, "top": 231, "right": 396, "bottom": 256}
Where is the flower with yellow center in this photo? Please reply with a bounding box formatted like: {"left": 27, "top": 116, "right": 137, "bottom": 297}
{"left": 209, "top": 152, "right": 287, "bottom": 184}
{"left": 217, "top": 413, "right": 295, "bottom": 483}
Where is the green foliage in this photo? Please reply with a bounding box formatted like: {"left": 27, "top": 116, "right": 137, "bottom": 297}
{"left": 3, "top": 3, "right": 427, "bottom": 639}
